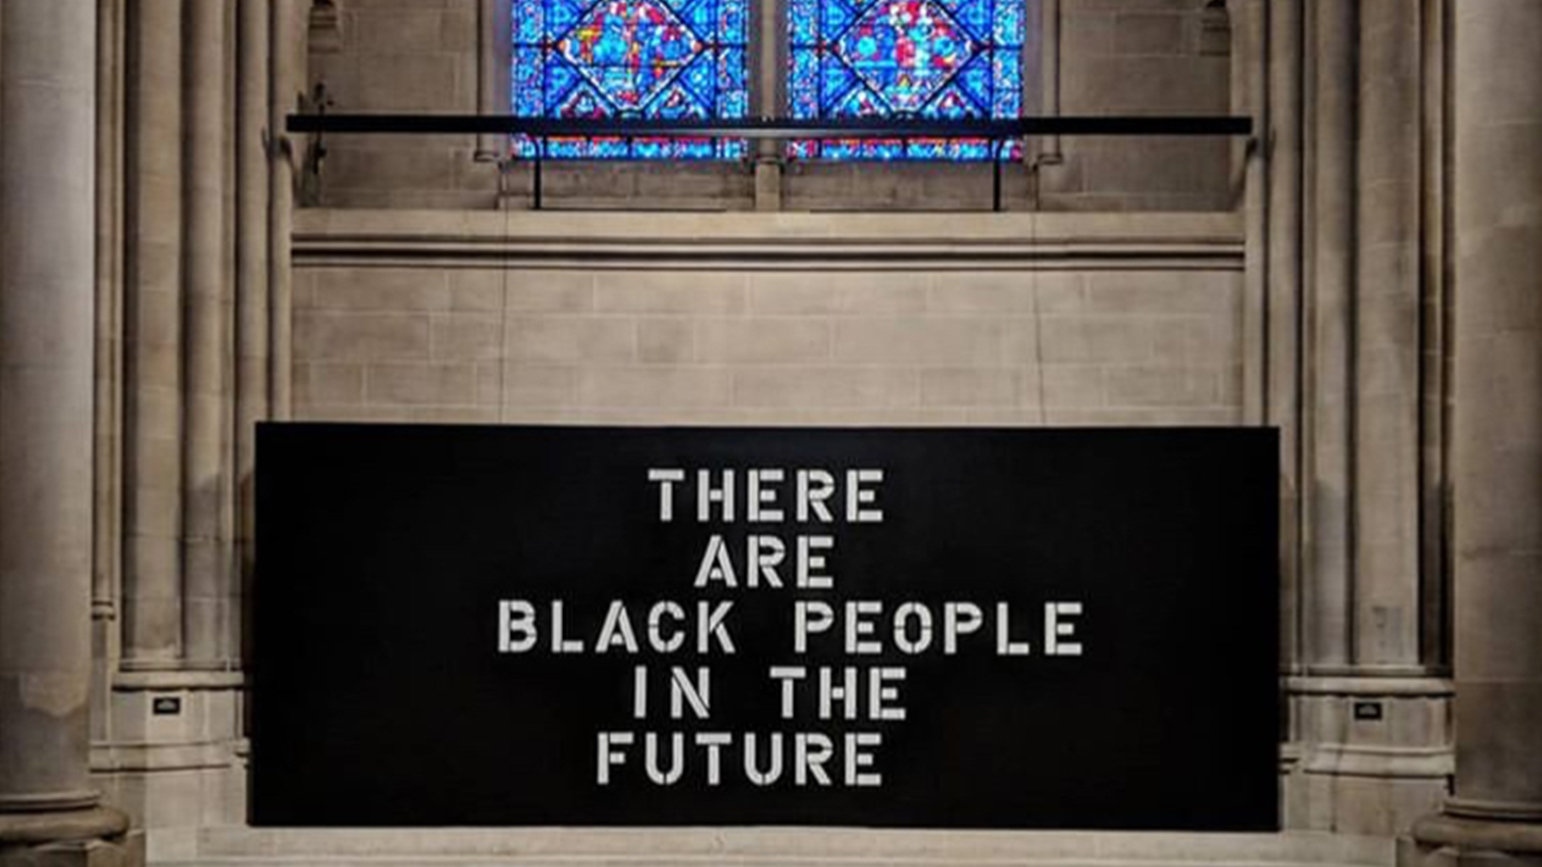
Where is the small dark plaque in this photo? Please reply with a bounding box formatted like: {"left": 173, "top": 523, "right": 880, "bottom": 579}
{"left": 1353, "top": 700, "right": 1384, "bottom": 721}
{"left": 152, "top": 696, "right": 181, "bottom": 716}
{"left": 253, "top": 424, "right": 1279, "bottom": 830}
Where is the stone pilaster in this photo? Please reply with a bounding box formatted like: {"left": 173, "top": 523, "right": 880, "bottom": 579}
{"left": 122, "top": 0, "right": 185, "bottom": 667}
{"left": 1267, "top": 0, "right": 1304, "bottom": 684}
{"left": 0, "top": 0, "right": 140, "bottom": 864}
{"left": 236, "top": 0, "right": 272, "bottom": 635}
{"left": 1406, "top": 0, "right": 1542, "bottom": 863}
{"left": 1353, "top": 0, "right": 1422, "bottom": 672}
{"left": 268, "top": 0, "right": 303, "bottom": 421}
{"left": 1290, "top": 0, "right": 1454, "bottom": 835}
{"left": 1305, "top": 0, "right": 1357, "bottom": 673}
{"left": 181, "top": 0, "right": 231, "bottom": 668}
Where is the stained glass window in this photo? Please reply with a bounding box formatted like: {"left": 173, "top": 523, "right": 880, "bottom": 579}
{"left": 512, "top": 0, "right": 749, "bottom": 159}
{"left": 788, "top": 0, "right": 1024, "bottom": 160}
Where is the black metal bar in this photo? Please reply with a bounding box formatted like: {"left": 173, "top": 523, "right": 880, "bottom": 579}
{"left": 992, "top": 158, "right": 1003, "bottom": 213}
{"left": 533, "top": 154, "right": 543, "bottom": 211}
{"left": 286, "top": 114, "right": 1253, "bottom": 139}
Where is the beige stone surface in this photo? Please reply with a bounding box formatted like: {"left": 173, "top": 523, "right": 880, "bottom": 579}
{"left": 0, "top": 14, "right": 137, "bottom": 867}
{"left": 1448, "top": 0, "right": 1542, "bottom": 819}
{"left": 292, "top": 215, "right": 1245, "bottom": 427}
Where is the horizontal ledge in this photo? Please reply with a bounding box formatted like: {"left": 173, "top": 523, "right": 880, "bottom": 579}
{"left": 113, "top": 669, "right": 247, "bottom": 691}
{"left": 1300, "top": 745, "right": 1455, "bottom": 780}
{"left": 287, "top": 114, "right": 1254, "bottom": 139}
{"left": 1285, "top": 675, "right": 1454, "bottom": 697}
{"left": 199, "top": 827, "right": 1390, "bottom": 864}
{"left": 90, "top": 741, "right": 236, "bottom": 774}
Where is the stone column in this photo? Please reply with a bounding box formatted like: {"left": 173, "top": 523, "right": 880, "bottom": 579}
{"left": 1267, "top": 0, "right": 1304, "bottom": 676}
{"left": 1353, "top": 0, "right": 1422, "bottom": 672}
{"left": 268, "top": 0, "right": 302, "bottom": 420}
{"left": 1408, "top": 0, "right": 1542, "bottom": 863}
{"left": 123, "top": 0, "right": 185, "bottom": 667}
{"left": 236, "top": 0, "right": 271, "bottom": 624}
{"left": 0, "top": 0, "right": 137, "bottom": 862}
{"left": 182, "top": 0, "right": 230, "bottom": 667}
{"left": 1305, "top": 0, "right": 1357, "bottom": 671}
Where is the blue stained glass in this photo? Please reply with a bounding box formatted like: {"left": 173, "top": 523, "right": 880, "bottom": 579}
{"left": 548, "top": 0, "right": 585, "bottom": 36}
{"left": 718, "top": 0, "right": 747, "bottom": 43}
{"left": 991, "top": 50, "right": 1020, "bottom": 117}
{"left": 677, "top": 52, "right": 716, "bottom": 104}
{"left": 718, "top": 48, "right": 748, "bottom": 114}
{"left": 545, "top": 56, "right": 582, "bottom": 104}
{"left": 820, "top": 57, "right": 859, "bottom": 109}
{"left": 789, "top": 0, "right": 819, "bottom": 44}
{"left": 788, "top": 0, "right": 1026, "bottom": 160}
{"left": 513, "top": 49, "right": 545, "bottom": 113}
{"left": 515, "top": 0, "right": 545, "bottom": 44}
{"left": 790, "top": 49, "right": 820, "bottom": 118}
{"left": 993, "top": 0, "right": 1023, "bottom": 46}
{"left": 822, "top": 0, "right": 858, "bottom": 40}
{"left": 955, "top": 53, "right": 991, "bottom": 109}
{"left": 511, "top": 0, "right": 748, "bottom": 159}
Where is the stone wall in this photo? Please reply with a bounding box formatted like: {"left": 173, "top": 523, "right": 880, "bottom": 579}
{"left": 305, "top": 0, "right": 1233, "bottom": 211}
{"left": 290, "top": 211, "right": 1246, "bottom": 423}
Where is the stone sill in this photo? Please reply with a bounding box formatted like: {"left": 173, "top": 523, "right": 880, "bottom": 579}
{"left": 293, "top": 210, "right": 1244, "bottom": 267}
{"left": 192, "top": 827, "right": 1392, "bottom": 866}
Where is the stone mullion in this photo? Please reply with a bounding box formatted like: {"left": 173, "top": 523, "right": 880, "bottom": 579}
{"left": 753, "top": 0, "right": 784, "bottom": 209}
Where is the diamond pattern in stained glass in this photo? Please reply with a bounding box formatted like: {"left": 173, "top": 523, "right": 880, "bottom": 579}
{"left": 557, "top": 0, "right": 702, "bottom": 109}
{"left": 835, "top": 0, "right": 974, "bottom": 113}
{"left": 512, "top": 0, "right": 747, "bottom": 159}
{"left": 788, "top": 0, "right": 1025, "bottom": 161}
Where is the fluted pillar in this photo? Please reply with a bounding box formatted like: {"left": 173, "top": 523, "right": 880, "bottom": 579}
{"left": 1353, "top": 0, "right": 1422, "bottom": 671}
{"left": 123, "top": 0, "right": 185, "bottom": 667}
{"left": 1408, "top": 0, "right": 1542, "bottom": 863}
{"left": 0, "top": 0, "right": 136, "bottom": 861}
{"left": 182, "top": 0, "right": 231, "bottom": 667}
{"left": 1305, "top": 0, "right": 1357, "bottom": 671}
{"left": 269, "top": 0, "right": 302, "bottom": 420}
{"left": 236, "top": 0, "right": 272, "bottom": 640}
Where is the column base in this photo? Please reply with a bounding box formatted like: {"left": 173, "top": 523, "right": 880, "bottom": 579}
{"left": 1400, "top": 811, "right": 1542, "bottom": 867}
{"left": 0, "top": 808, "right": 142, "bottom": 867}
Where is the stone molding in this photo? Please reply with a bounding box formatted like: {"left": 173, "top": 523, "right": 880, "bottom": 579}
{"left": 293, "top": 210, "right": 1245, "bottom": 268}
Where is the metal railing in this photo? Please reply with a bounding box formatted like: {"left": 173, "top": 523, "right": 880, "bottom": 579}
{"left": 286, "top": 114, "right": 1253, "bottom": 211}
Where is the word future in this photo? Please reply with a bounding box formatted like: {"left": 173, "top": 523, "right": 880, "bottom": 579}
{"left": 495, "top": 466, "right": 1088, "bottom": 789}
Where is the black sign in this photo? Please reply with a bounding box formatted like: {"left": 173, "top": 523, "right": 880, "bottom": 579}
{"left": 252, "top": 424, "right": 1278, "bottom": 830}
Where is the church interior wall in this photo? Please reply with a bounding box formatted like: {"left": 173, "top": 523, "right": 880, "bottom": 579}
{"left": 8, "top": 0, "right": 1482, "bottom": 863}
